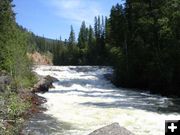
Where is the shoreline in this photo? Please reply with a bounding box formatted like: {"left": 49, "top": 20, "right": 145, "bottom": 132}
{"left": 19, "top": 72, "right": 58, "bottom": 134}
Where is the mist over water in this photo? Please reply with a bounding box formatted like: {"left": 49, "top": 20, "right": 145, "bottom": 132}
{"left": 25, "top": 66, "right": 180, "bottom": 135}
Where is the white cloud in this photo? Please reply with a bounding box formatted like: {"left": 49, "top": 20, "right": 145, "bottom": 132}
{"left": 46, "top": 0, "right": 102, "bottom": 25}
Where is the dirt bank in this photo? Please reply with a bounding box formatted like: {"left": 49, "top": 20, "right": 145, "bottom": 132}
{"left": 27, "top": 52, "right": 53, "bottom": 65}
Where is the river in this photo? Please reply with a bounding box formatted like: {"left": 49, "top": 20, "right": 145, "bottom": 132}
{"left": 23, "top": 65, "right": 180, "bottom": 135}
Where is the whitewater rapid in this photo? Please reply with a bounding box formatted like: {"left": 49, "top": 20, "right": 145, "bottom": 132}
{"left": 29, "top": 65, "right": 180, "bottom": 135}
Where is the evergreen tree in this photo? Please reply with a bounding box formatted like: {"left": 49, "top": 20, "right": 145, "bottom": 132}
{"left": 78, "top": 21, "right": 88, "bottom": 49}
{"left": 88, "top": 25, "right": 95, "bottom": 47}
{"left": 86, "top": 25, "right": 96, "bottom": 64}
{"left": 68, "top": 25, "right": 76, "bottom": 45}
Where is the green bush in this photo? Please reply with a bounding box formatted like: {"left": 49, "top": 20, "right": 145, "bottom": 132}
{"left": 0, "top": 89, "right": 30, "bottom": 135}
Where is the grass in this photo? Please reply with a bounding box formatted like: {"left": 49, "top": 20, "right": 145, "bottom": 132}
{"left": 0, "top": 73, "right": 37, "bottom": 135}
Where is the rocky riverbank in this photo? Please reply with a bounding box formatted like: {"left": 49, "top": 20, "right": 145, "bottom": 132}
{"left": 25, "top": 74, "right": 58, "bottom": 115}
{"left": 0, "top": 70, "right": 58, "bottom": 134}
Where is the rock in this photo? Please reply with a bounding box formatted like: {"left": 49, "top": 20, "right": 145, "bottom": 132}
{"left": 88, "top": 123, "right": 134, "bottom": 135}
{"left": 0, "top": 75, "right": 11, "bottom": 92}
{"left": 32, "top": 75, "right": 58, "bottom": 93}
{"left": 0, "top": 75, "right": 11, "bottom": 85}
{"left": 44, "top": 75, "right": 58, "bottom": 82}
{"left": 104, "top": 73, "right": 114, "bottom": 82}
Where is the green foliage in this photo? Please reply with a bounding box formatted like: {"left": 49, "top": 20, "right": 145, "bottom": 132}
{"left": 0, "top": 0, "right": 35, "bottom": 88}
{"left": 68, "top": 25, "right": 76, "bottom": 46}
{"left": 109, "top": 47, "right": 122, "bottom": 65}
{"left": 0, "top": 1, "right": 36, "bottom": 134}
{"left": 0, "top": 89, "right": 30, "bottom": 135}
{"left": 78, "top": 21, "right": 88, "bottom": 49}
{"left": 7, "top": 93, "right": 29, "bottom": 120}
{"left": 107, "top": 0, "right": 180, "bottom": 95}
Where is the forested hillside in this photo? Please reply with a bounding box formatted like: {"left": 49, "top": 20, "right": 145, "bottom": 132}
{"left": 0, "top": 1, "right": 36, "bottom": 134}
{"left": 31, "top": 0, "right": 180, "bottom": 96}
{"left": 0, "top": 1, "right": 34, "bottom": 86}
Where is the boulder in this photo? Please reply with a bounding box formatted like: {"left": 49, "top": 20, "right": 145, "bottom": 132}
{"left": 44, "top": 75, "right": 58, "bottom": 82}
{"left": 88, "top": 123, "right": 134, "bottom": 135}
{"left": 32, "top": 75, "right": 58, "bottom": 93}
{"left": 0, "top": 75, "right": 11, "bottom": 92}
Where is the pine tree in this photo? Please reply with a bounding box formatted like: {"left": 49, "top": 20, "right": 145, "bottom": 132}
{"left": 109, "top": 4, "right": 127, "bottom": 48}
{"left": 68, "top": 25, "right": 76, "bottom": 45}
{"left": 78, "top": 21, "right": 88, "bottom": 49}
{"left": 94, "top": 17, "right": 98, "bottom": 40}
{"left": 105, "top": 17, "right": 110, "bottom": 42}
{"left": 88, "top": 25, "right": 95, "bottom": 47}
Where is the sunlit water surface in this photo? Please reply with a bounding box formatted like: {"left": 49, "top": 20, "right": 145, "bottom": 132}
{"left": 23, "top": 66, "right": 180, "bottom": 135}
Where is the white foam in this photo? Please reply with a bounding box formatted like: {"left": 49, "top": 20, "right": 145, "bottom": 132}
{"left": 34, "top": 65, "right": 180, "bottom": 135}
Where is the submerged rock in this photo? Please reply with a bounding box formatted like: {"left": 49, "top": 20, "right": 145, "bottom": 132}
{"left": 88, "top": 123, "right": 134, "bottom": 135}
{"left": 32, "top": 75, "right": 58, "bottom": 93}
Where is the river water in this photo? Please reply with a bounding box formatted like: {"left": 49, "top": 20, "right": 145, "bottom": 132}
{"left": 23, "top": 65, "right": 180, "bottom": 135}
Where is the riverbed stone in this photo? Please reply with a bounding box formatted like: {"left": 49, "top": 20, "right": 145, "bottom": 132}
{"left": 32, "top": 75, "right": 58, "bottom": 93}
{"left": 88, "top": 123, "right": 134, "bottom": 135}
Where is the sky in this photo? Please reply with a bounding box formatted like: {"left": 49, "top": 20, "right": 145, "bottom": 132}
{"left": 13, "top": 0, "right": 124, "bottom": 40}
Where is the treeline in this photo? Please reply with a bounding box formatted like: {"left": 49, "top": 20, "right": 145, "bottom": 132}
{"left": 27, "top": 0, "right": 180, "bottom": 96}
{"left": 108, "top": 0, "right": 180, "bottom": 96}
{"left": 26, "top": 20, "right": 108, "bottom": 66}
{"left": 0, "top": 0, "right": 35, "bottom": 88}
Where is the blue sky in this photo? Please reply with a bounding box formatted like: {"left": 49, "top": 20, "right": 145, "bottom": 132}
{"left": 13, "top": 0, "right": 123, "bottom": 40}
